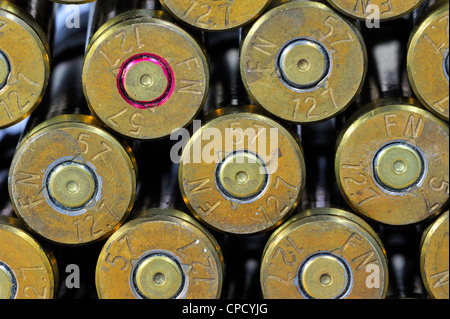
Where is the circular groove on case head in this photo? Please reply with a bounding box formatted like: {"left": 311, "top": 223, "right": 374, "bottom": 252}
{"left": 0, "top": 50, "right": 11, "bottom": 89}
{"left": 240, "top": 1, "right": 367, "bottom": 124}
{"left": 117, "top": 53, "right": 174, "bottom": 109}
{"left": 0, "top": 2, "right": 50, "bottom": 129}
{"left": 298, "top": 252, "right": 353, "bottom": 299}
{"left": 0, "top": 216, "right": 57, "bottom": 299}
{"left": 407, "top": 2, "right": 449, "bottom": 121}
{"left": 277, "top": 38, "right": 331, "bottom": 90}
{"left": 95, "top": 208, "right": 224, "bottom": 299}
{"left": 132, "top": 252, "right": 186, "bottom": 299}
{"left": 0, "top": 261, "right": 17, "bottom": 299}
{"left": 46, "top": 160, "right": 99, "bottom": 211}
{"left": 50, "top": 1, "right": 97, "bottom": 3}
{"left": 215, "top": 150, "right": 270, "bottom": 202}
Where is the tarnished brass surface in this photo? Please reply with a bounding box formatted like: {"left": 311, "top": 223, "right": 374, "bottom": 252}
{"left": 408, "top": 1, "right": 449, "bottom": 121}
{"left": 0, "top": 52, "right": 10, "bottom": 88}
{"left": 0, "top": 1, "right": 50, "bottom": 129}
{"left": 327, "top": 0, "right": 424, "bottom": 21}
{"left": 420, "top": 211, "right": 449, "bottom": 299}
{"left": 83, "top": 9, "right": 209, "bottom": 140}
{"left": 335, "top": 98, "right": 449, "bottom": 226}
{"left": 160, "top": 0, "right": 271, "bottom": 31}
{"left": 240, "top": 1, "right": 366, "bottom": 124}
{"left": 8, "top": 114, "right": 137, "bottom": 245}
{"left": 277, "top": 39, "right": 330, "bottom": 89}
{"left": 374, "top": 143, "right": 424, "bottom": 191}
{"left": 216, "top": 151, "right": 268, "bottom": 200}
{"left": 0, "top": 216, "right": 58, "bottom": 299}
{"left": 179, "top": 106, "right": 306, "bottom": 235}
{"left": 133, "top": 254, "right": 184, "bottom": 299}
{"left": 96, "top": 208, "right": 224, "bottom": 299}
{"left": 260, "top": 207, "right": 388, "bottom": 299}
